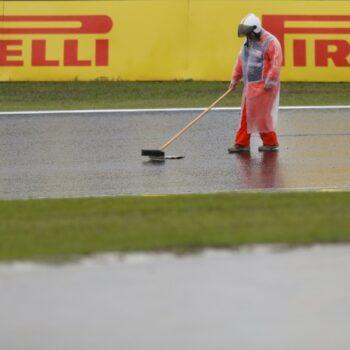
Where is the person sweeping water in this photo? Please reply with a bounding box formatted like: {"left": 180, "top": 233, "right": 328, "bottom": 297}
{"left": 228, "top": 13, "right": 283, "bottom": 153}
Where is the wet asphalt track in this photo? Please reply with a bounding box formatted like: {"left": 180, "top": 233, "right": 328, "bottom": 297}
{"left": 0, "top": 108, "right": 349, "bottom": 199}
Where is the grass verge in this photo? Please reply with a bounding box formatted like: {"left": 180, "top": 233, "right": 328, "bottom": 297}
{"left": 0, "top": 81, "right": 349, "bottom": 111}
{"left": 1, "top": 192, "right": 350, "bottom": 262}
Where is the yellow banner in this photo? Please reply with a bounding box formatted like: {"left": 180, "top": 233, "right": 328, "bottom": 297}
{"left": 189, "top": 1, "right": 350, "bottom": 81}
{"left": 0, "top": 1, "right": 349, "bottom": 81}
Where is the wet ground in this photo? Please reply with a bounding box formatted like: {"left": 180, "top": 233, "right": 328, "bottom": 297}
{"left": 1, "top": 245, "right": 350, "bottom": 350}
{"left": 1, "top": 110, "right": 349, "bottom": 348}
{"left": 0, "top": 108, "right": 349, "bottom": 199}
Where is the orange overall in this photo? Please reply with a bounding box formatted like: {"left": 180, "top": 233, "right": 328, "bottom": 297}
{"left": 232, "top": 30, "right": 282, "bottom": 146}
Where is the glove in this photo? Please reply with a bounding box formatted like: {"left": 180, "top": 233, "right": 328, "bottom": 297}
{"left": 229, "top": 80, "right": 239, "bottom": 92}
{"left": 264, "top": 79, "right": 277, "bottom": 91}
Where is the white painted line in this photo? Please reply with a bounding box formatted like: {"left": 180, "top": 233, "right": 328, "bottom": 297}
{"left": 140, "top": 185, "right": 350, "bottom": 196}
{"left": 3, "top": 185, "right": 350, "bottom": 201}
{"left": 0, "top": 105, "right": 349, "bottom": 116}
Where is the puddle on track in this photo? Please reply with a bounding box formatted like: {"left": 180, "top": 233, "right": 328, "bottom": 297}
{"left": 0, "top": 108, "right": 349, "bottom": 199}
{"left": 1, "top": 245, "right": 350, "bottom": 350}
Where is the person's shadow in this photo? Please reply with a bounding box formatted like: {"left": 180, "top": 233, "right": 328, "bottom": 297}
{"left": 234, "top": 151, "right": 283, "bottom": 189}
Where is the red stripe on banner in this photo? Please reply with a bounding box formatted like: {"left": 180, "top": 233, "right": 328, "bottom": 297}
{"left": 0, "top": 15, "right": 113, "bottom": 34}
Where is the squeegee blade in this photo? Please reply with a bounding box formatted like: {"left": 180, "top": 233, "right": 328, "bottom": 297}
{"left": 141, "top": 149, "right": 165, "bottom": 157}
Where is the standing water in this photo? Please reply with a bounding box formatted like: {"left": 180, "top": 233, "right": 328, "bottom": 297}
{"left": 1, "top": 245, "right": 350, "bottom": 350}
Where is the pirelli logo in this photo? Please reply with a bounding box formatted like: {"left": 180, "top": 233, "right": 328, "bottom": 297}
{"left": 262, "top": 15, "right": 350, "bottom": 67}
{"left": 0, "top": 15, "right": 113, "bottom": 67}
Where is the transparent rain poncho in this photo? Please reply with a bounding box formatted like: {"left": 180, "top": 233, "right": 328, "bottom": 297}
{"left": 233, "top": 31, "right": 283, "bottom": 133}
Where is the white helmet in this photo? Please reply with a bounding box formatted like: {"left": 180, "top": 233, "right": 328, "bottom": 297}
{"left": 238, "top": 13, "right": 262, "bottom": 37}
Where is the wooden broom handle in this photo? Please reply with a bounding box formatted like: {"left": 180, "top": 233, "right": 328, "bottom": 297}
{"left": 160, "top": 89, "right": 232, "bottom": 151}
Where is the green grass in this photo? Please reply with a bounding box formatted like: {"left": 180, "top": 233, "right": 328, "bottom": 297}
{"left": 0, "top": 81, "right": 349, "bottom": 111}
{"left": 1, "top": 192, "right": 350, "bottom": 262}
{"left": 1, "top": 81, "right": 349, "bottom": 262}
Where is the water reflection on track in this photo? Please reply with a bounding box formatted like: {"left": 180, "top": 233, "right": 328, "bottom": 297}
{"left": 0, "top": 108, "right": 349, "bottom": 199}
{"left": 1, "top": 245, "right": 350, "bottom": 350}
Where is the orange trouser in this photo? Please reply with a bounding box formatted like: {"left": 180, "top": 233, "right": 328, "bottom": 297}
{"left": 235, "top": 100, "right": 278, "bottom": 146}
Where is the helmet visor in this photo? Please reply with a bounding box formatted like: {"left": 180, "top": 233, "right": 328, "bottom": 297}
{"left": 238, "top": 24, "right": 256, "bottom": 37}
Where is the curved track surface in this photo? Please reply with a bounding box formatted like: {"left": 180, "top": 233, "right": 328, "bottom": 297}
{"left": 0, "top": 108, "right": 349, "bottom": 199}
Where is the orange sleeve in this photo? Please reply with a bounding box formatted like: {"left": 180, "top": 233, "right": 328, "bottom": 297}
{"left": 231, "top": 54, "right": 243, "bottom": 83}
{"left": 265, "top": 38, "right": 283, "bottom": 83}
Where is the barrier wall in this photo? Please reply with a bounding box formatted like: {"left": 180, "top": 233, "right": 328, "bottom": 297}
{"left": 0, "top": 1, "right": 349, "bottom": 81}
